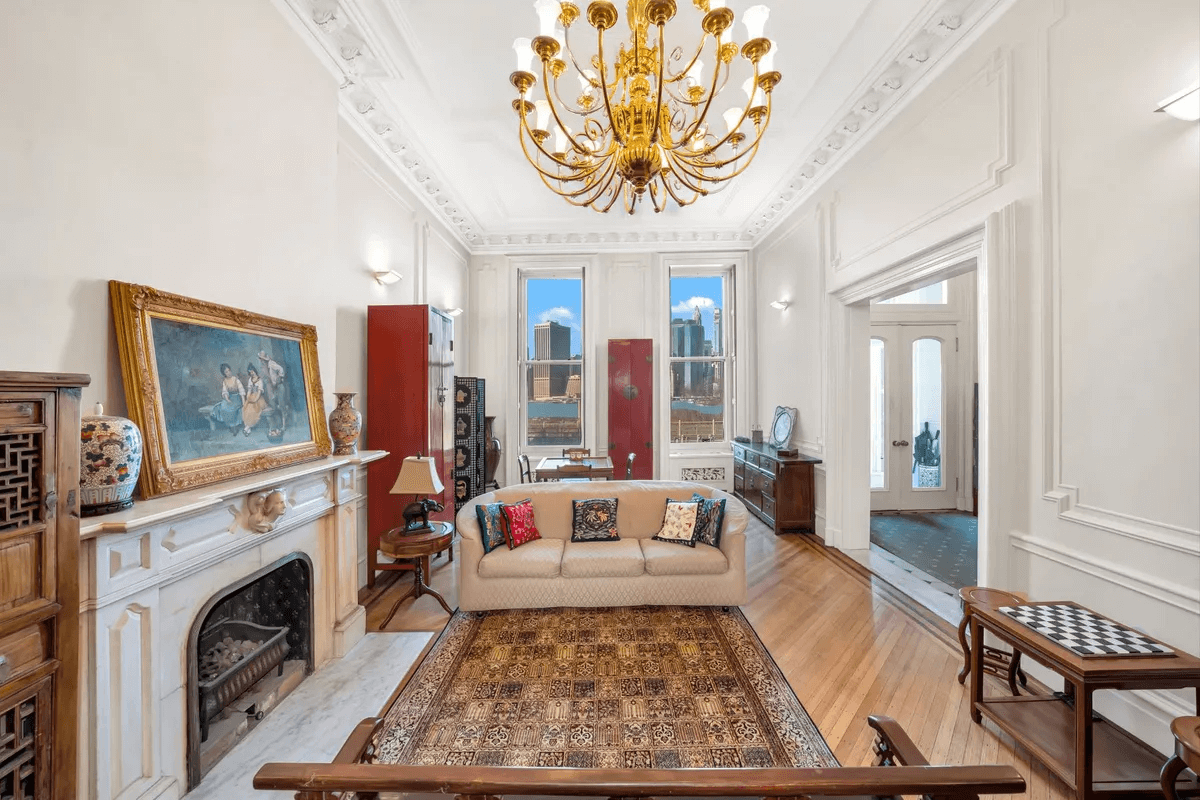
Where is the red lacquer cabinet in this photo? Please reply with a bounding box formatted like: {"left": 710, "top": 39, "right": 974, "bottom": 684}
{"left": 607, "top": 339, "right": 654, "bottom": 479}
{"left": 366, "top": 305, "right": 454, "bottom": 587}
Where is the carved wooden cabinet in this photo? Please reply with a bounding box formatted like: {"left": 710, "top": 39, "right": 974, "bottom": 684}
{"left": 0, "top": 371, "right": 87, "bottom": 800}
{"left": 731, "top": 441, "right": 821, "bottom": 536}
{"left": 366, "top": 306, "right": 454, "bottom": 588}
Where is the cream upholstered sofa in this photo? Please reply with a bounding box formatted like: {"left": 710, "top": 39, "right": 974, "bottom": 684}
{"left": 455, "top": 480, "right": 748, "bottom": 611}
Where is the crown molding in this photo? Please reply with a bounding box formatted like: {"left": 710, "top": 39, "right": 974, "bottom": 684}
{"left": 271, "top": 0, "right": 481, "bottom": 251}
{"left": 470, "top": 229, "right": 753, "bottom": 256}
{"left": 744, "top": 0, "right": 1019, "bottom": 243}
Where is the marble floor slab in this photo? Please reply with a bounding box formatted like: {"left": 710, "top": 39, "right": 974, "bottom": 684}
{"left": 187, "top": 631, "right": 434, "bottom": 800}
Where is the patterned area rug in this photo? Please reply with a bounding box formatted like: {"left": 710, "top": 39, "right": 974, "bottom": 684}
{"left": 371, "top": 606, "right": 838, "bottom": 769}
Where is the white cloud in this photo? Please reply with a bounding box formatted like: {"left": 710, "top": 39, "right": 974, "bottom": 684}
{"left": 672, "top": 296, "right": 715, "bottom": 314}
{"left": 537, "top": 306, "right": 576, "bottom": 325}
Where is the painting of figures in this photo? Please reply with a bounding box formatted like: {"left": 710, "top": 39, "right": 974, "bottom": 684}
{"left": 149, "top": 318, "right": 313, "bottom": 462}
{"left": 110, "top": 281, "right": 331, "bottom": 498}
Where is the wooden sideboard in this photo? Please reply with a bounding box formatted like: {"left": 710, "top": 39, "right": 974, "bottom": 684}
{"left": 0, "top": 371, "right": 88, "bottom": 800}
{"left": 731, "top": 441, "right": 821, "bottom": 535}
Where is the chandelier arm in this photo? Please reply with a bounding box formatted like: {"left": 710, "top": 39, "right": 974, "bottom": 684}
{"left": 658, "top": 170, "right": 701, "bottom": 207}
{"left": 660, "top": 152, "right": 710, "bottom": 193}
{"left": 517, "top": 107, "right": 599, "bottom": 176}
{"left": 537, "top": 157, "right": 618, "bottom": 205}
{"left": 541, "top": 61, "right": 593, "bottom": 157}
{"left": 678, "top": 64, "right": 763, "bottom": 155}
{"left": 678, "top": 47, "right": 727, "bottom": 144}
{"left": 676, "top": 93, "right": 773, "bottom": 170}
{"left": 651, "top": 180, "right": 668, "bottom": 213}
{"left": 623, "top": 182, "right": 639, "bottom": 215}
{"left": 649, "top": 22, "right": 668, "bottom": 145}
{"left": 663, "top": 61, "right": 734, "bottom": 150}
{"left": 595, "top": 175, "right": 625, "bottom": 213}
{"left": 550, "top": 72, "right": 605, "bottom": 118}
{"left": 664, "top": 36, "right": 710, "bottom": 83}
{"left": 561, "top": 25, "right": 597, "bottom": 89}
{"left": 674, "top": 132, "right": 766, "bottom": 182}
{"left": 595, "top": 27, "right": 624, "bottom": 147}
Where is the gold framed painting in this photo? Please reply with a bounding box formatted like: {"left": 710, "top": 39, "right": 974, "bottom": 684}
{"left": 110, "top": 280, "right": 332, "bottom": 498}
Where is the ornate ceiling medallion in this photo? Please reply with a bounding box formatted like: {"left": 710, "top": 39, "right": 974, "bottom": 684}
{"left": 510, "top": 0, "right": 781, "bottom": 214}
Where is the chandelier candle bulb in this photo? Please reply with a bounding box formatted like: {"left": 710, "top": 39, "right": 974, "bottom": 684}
{"left": 535, "top": 99, "right": 552, "bottom": 131}
{"left": 742, "top": 4, "right": 770, "bottom": 40}
{"left": 759, "top": 41, "right": 777, "bottom": 73}
{"left": 535, "top": 0, "right": 561, "bottom": 36}
{"left": 723, "top": 107, "right": 743, "bottom": 133}
{"left": 513, "top": 37, "right": 535, "bottom": 72}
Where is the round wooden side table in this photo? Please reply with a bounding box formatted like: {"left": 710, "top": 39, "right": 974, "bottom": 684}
{"left": 956, "top": 586, "right": 1029, "bottom": 695}
{"left": 379, "top": 521, "right": 456, "bottom": 626}
{"left": 1162, "top": 716, "right": 1200, "bottom": 799}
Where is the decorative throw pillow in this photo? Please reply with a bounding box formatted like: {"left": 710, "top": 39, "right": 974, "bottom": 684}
{"left": 652, "top": 500, "right": 700, "bottom": 547}
{"left": 501, "top": 499, "right": 542, "bottom": 549}
{"left": 475, "top": 501, "right": 510, "bottom": 555}
{"left": 691, "top": 492, "right": 727, "bottom": 549}
{"left": 571, "top": 498, "right": 620, "bottom": 542}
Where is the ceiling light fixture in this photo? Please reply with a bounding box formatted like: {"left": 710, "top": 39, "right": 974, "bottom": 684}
{"left": 769, "top": 299, "right": 789, "bottom": 310}
{"left": 1156, "top": 81, "right": 1200, "bottom": 121}
{"left": 372, "top": 269, "right": 402, "bottom": 286}
{"left": 510, "top": 0, "right": 782, "bottom": 214}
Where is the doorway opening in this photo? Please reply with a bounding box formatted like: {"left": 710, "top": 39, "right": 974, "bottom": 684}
{"left": 864, "top": 271, "right": 979, "bottom": 621}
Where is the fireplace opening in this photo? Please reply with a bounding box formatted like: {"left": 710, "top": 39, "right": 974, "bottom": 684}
{"left": 185, "top": 552, "right": 314, "bottom": 790}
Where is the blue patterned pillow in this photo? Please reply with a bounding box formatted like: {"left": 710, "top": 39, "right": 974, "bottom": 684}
{"left": 571, "top": 498, "right": 620, "bottom": 542}
{"left": 691, "top": 492, "right": 727, "bottom": 549}
{"left": 475, "top": 501, "right": 510, "bottom": 554}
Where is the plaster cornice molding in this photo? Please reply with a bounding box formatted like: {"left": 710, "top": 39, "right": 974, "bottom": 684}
{"left": 743, "top": 0, "right": 1018, "bottom": 243}
{"left": 273, "top": 0, "right": 481, "bottom": 251}
{"left": 471, "top": 229, "right": 753, "bottom": 255}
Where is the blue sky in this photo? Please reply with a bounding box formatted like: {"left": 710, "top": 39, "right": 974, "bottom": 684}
{"left": 526, "top": 275, "right": 725, "bottom": 357}
{"left": 527, "top": 278, "right": 583, "bottom": 357}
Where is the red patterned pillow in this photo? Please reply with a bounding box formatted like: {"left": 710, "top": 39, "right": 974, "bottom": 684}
{"left": 501, "top": 499, "right": 542, "bottom": 549}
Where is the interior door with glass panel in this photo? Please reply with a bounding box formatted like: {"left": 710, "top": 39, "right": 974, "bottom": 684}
{"left": 870, "top": 324, "right": 958, "bottom": 511}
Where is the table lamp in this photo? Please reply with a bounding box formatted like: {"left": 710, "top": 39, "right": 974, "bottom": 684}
{"left": 389, "top": 454, "right": 444, "bottom": 533}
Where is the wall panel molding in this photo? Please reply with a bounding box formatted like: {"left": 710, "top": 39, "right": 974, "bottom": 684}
{"left": 1034, "top": 0, "right": 1200, "bottom": 554}
{"left": 1010, "top": 533, "right": 1200, "bottom": 615}
{"left": 831, "top": 49, "right": 1012, "bottom": 272}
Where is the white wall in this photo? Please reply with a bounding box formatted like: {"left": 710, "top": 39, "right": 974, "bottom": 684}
{"left": 0, "top": 0, "right": 469, "bottom": 425}
{"left": 0, "top": 1, "right": 470, "bottom": 593}
{"left": 755, "top": 0, "right": 1199, "bottom": 751}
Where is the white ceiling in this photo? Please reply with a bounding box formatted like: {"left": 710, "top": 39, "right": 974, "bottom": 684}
{"left": 285, "top": 0, "right": 1002, "bottom": 250}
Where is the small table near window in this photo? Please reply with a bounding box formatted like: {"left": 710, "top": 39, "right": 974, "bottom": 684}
{"left": 534, "top": 456, "right": 614, "bottom": 481}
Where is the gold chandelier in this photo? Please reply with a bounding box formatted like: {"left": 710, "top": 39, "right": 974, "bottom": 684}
{"left": 509, "top": 0, "right": 780, "bottom": 214}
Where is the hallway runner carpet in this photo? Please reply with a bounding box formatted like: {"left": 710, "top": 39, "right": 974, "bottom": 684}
{"left": 869, "top": 511, "right": 977, "bottom": 589}
{"left": 370, "top": 605, "right": 838, "bottom": 769}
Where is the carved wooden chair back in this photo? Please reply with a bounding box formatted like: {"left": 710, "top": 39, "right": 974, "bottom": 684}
{"left": 517, "top": 454, "right": 532, "bottom": 484}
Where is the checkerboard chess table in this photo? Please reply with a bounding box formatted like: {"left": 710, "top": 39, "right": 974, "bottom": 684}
{"left": 968, "top": 601, "right": 1200, "bottom": 800}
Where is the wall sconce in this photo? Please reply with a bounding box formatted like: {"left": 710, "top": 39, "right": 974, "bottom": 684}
{"left": 372, "top": 269, "right": 402, "bottom": 286}
{"left": 769, "top": 299, "right": 790, "bottom": 310}
{"left": 1156, "top": 81, "right": 1199, "bottom": 121}
{"left": 444, "top": 307, "right": 464, "bottom": 317}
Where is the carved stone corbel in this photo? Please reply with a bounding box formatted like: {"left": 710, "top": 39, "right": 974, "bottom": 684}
{"left": 246, "top": 489, "right": 288, "bottom": 533}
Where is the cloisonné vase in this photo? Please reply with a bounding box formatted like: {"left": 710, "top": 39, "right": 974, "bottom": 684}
{"left": 329, "top": 392, "right": 362, "bottom": 455}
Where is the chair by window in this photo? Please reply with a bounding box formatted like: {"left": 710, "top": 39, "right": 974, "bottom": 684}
{"left": 562, "top": 447, "right": 591, "bottom": 459}
{"left": 517, "top": 454, "right": 532, "bottom": 484}
{"left": 624, "top": 451, "right": 636, "bottom": 480}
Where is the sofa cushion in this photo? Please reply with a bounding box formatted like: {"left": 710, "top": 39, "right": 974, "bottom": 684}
{"left": 691, "top": 493, "right": 727, "bottom": 549}
{"left": 501, "top": 499, "right": 542, "bottom": 549}
{"left": 652, "top": 501, "right": 700, "bottom": 547}
{"left": 476, "top": 502, "right": 510, "bottom": 554}
{"left": 478, "top": 539, "right": 564, "bottom": 578}
{"left": 560, "top": 539, "right": 645, "bottom": 578}
{"left": 571, "top": 498, "right": 620, "bottom": 542}
{"left": 641, "top": 538, "right": 729, "bottom": 576}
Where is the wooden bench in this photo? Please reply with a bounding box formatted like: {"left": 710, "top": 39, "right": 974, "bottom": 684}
{"left": 252, "top": 715, "right": 1026, "bottom": 800}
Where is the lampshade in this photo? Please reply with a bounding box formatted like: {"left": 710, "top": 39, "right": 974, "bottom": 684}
{"left": 389, "top": 456, "right": 444, "bottom": 496}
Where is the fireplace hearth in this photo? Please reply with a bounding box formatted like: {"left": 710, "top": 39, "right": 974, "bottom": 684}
{"left": 186, "top": 553, "right": 314, "bottom": 789}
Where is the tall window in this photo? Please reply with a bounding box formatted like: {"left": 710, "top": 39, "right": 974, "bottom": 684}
{"left": 669, "top": 268, "right": 731, "bottom": 444}
{"left": 520, "top": 271, "right": 584, "bottom": 447}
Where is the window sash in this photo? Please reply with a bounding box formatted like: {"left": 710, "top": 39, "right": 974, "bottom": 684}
{"left": 519, "top": 269, "right": 585, "bottom": 449}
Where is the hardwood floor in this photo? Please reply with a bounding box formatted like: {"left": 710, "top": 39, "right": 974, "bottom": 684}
{"left": 362, "top": 515, "right": 1072, "bottom": 798}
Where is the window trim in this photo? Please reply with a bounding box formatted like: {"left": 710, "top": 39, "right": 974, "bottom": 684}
{"left": 666, "top": 263, "right": 734, "bottom": 451}
{"left": 517, "top": 265, "right": 586, "bottom": 452}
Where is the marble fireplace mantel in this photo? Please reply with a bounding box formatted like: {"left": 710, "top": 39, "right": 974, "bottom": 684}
{"left": 78, "top": 450, "right": 386, "bottom": 800}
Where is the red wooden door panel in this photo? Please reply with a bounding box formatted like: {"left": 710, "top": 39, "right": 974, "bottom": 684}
{"left": 607, "top": 339, "right": 653, "bottom": 479}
